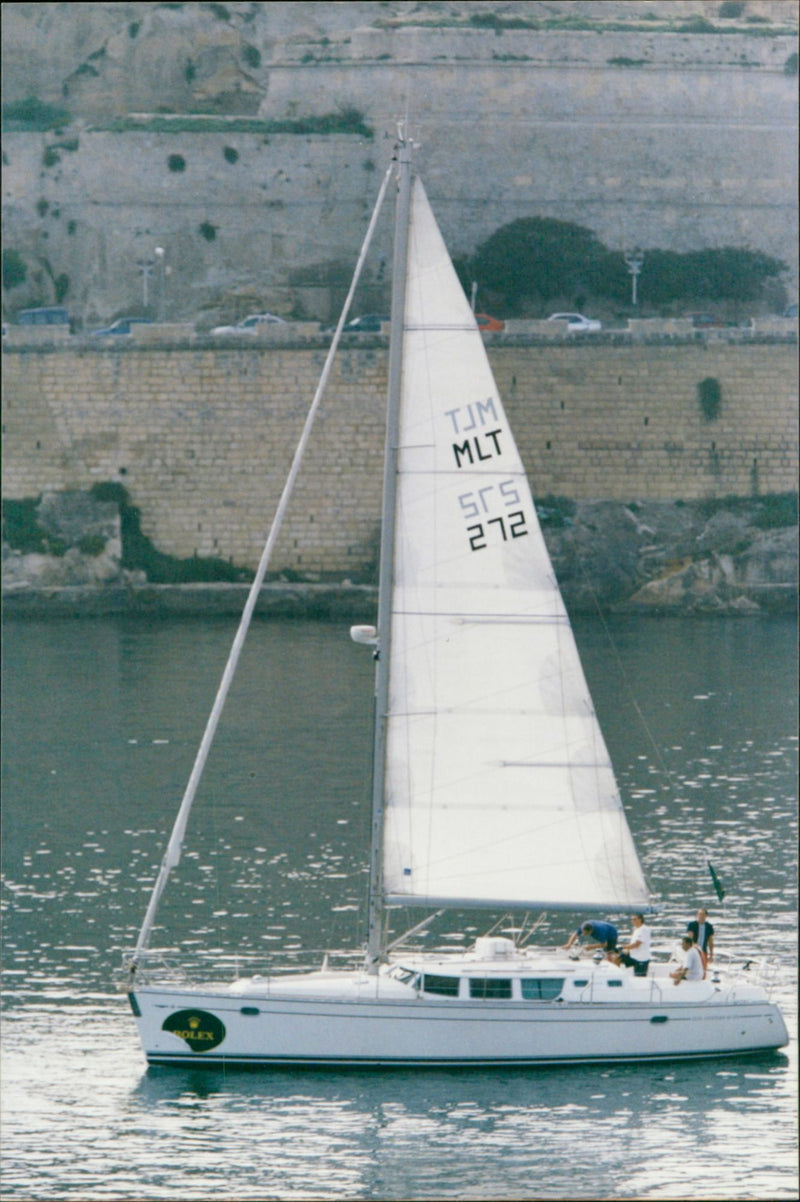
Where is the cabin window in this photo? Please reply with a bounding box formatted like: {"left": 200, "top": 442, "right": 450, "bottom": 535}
{"left": 607, "top": 979, "right": 624, "bottom": 988}
{"left": 521, "top": 978, "right": 564, "bottom": 1001}
{"left": 572, "top": 979, "right": 589, "bottom": 988}
{"left": 469, "top": 978, "right": 512, "bottom": 1000}
{"left": 422, "top": 973, "right": 460, "bottom": 997}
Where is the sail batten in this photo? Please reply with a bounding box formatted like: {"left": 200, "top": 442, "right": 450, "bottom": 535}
{"left": 381, "top": 177, "right": 651, "bottom": 915}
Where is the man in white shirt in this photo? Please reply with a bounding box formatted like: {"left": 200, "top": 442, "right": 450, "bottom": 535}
{"left": 614, "top": 913, "right": 652, "bottom": 977}
{"left": 670, "top": 934, "right": 704, "bottom": 984}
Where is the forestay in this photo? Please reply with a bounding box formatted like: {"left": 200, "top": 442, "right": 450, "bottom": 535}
{"left": 381, "top": 179, "right": 651, "bottom": 913}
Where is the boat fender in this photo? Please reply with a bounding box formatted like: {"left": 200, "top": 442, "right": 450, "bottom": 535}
{"left": 350, "top": 625, "right": 378, "bottom": 647}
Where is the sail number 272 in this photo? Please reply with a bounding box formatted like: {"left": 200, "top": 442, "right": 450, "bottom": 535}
{"left": 458, "top": 480, "right": 529, "bottom": 551}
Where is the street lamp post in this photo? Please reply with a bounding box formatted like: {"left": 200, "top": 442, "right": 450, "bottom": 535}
{"left": 624, "top": 247, "right": 645, "bottom": 308}
{"left": 155, "top": 246, "right": 166, "bottom": 321}
{"left": 136, "top": 258, "right": 155, "bottom": 308}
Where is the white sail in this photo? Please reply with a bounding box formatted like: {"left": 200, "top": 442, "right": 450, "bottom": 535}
{"left": 382, "top": 179, "right": 650, "bottom": 912}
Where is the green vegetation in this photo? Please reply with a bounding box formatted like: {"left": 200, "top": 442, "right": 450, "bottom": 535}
{"left": 694, "top": 492, "right": 798, "bottom": 528}
{"left": 94, "top": 107, "right": 373, "bottom": 138}
{"left": 751, "top": 493, "right": 798, "bottom": 529}
{"left": 463, "top": 217, "right": 607, "bottom": 312}
{"left": 624, "top": 247, "right": 786, "bottom": 306}
{"left": 89, "top": 483, "right": 250, "bottom": 582}
{"left": 468, "top": 12, "right": 536, "bottom": 32}
{"left": 534, "top": 495, "right": 576, "bottom": 529}
{"left": 2, "top": 498, "right": 67, "bottom": 556}
{"left": 2, "top": 248, "right": 27, "bottom": 290}
{"left": 2, "top": 96, "right": 71, "bottom": 132}
{"left": 698, "top": 377, "right": 722, "bottom": 422}
{"left": 242, "top": 43, "right": 261, "bottom": 69}
{"left": 78, "top": 534, "right": 107, "bottom": 557}
{"left": 463, "top": 217, "right": 788, "bottom": 312}
{"left": 199, "top": 221, "right": 218, "bottom": 241}
{"left": 223, "top": 145, "right": 239, "bottom": 163}
{"left": 167, "top": 153, "right": 187, "bottom": 171}
{"left": 376, "top": 10, "right": 792, "bottom": 34}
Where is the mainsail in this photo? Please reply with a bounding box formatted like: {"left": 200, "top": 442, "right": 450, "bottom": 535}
{"left": 381, "top": 179, "right": 650, "bottom": 913}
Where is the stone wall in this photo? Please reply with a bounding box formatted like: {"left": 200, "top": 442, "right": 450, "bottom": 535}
{"left": 2, "top": 337, "right": 796, "bottom": 577}
{"left": 2, "top": 2, "right": 796, "bottom": 326}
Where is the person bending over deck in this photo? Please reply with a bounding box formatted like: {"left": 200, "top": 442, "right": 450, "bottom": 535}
{"left": 563, "top": 920, "right": 618, "bottom": 959}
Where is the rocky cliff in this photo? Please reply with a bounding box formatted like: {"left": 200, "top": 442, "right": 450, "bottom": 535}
{"left": 2, "top": 1, "right": 797, "bottom": 327}
{"left": 3, "top": 488, "right": 795, "bottom": 617}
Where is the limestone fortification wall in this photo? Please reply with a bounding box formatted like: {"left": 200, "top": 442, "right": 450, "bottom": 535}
{"left": 2, "top": 1, "right": 797, "bottom": 326}
{"left": 2, "top": 337, "right": 796, "bottom": 576}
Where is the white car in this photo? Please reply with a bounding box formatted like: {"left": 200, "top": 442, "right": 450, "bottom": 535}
{"left": 546, "top": 312, "right": 602, "bottom": 332}
{"left": 210, "top": 313, "right": 287, "bottom": 335}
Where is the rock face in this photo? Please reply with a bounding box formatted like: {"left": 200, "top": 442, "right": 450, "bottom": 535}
{"left": 2, "top": 489, "right": 136, "bottom": 589}
{"left": 539, "top": 497, "right": 797, "bottom": 614}
{"left": 2, "top": 489, "right": 796, "bottom": 615}
{"left": 1, "top": 2, "right": 796, "bottom": 326}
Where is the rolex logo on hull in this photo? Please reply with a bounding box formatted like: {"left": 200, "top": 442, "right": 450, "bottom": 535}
{"left": 162, "top": 1009, "right": 226, "bottom": 1052}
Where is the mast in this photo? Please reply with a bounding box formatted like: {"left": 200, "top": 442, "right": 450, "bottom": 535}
{"left": 365, "top": 132, "right": 413, "bottom": 970}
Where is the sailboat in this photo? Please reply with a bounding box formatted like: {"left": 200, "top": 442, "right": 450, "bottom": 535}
{"left": 124, "top": 136, "right": 788, "bottom": 1067}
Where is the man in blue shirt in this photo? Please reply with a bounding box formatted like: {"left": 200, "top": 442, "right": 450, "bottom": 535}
{"left": 562, "top": 920, "right": 619, "bottom": 955}
{"left": 686, "top": 908, "right": 715, "bottom": 963}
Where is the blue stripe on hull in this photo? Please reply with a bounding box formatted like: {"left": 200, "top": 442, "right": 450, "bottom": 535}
{"left": 146, "top": 1046, "right": 787, "bottom": 1069}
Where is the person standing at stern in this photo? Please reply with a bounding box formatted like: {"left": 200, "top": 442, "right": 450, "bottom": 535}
{"left": 686, "top": 908, "right": 715, "bottom": 963}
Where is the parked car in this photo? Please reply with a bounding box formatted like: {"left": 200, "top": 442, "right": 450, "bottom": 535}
{"left": 16, "top": 305, "right": 70, "bottom": 326}
{"left": 547, "top": 312, "right": 602, "bottom": 332}
{"left": 210, "top": 313, "right": 287, "bottom": 335}
{"left": 686, "top": 312, "right": 728, "bottom": 328}
{"left": 342, "top": 314, "right": 389, "bottom": 332}
{"left": 475, "top": 313, "right": 505, "bottom": 332}
{"left": 90, "top": 317, "right": 152, "bottom": 336}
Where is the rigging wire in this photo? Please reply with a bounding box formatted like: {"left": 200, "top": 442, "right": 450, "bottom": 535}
{"left": 128, "top": 155, "right": 397, "bottom": 972}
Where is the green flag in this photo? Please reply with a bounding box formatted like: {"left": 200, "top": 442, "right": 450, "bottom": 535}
{"left": 708, "top": 861, "right": 726, "bottom": 903}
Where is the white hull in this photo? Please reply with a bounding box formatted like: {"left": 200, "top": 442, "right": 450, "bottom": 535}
{"left": 129, "top": 956, "right": 788, "bottom": 1068}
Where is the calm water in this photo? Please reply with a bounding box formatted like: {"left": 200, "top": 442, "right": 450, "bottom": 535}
{"left": 1, "top": 615, "right": 797, "bottom": 1200}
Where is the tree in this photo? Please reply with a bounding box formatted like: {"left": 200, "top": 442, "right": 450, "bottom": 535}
{"left": 470, "top": 217, "right": 607, "bottom": 310}
{"left": 464, "top": 215, "right": 787, "bottom": 311}
{"left": 2, "top": 248, "right": 27, "bottom": 290}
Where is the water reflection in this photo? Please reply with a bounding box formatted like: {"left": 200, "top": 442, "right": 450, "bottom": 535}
{"left": 1, "top": 616, "right": 797, "bottom": 1200}
{"left": 124, "top": 1055, "right": 794, "bottom": 1201}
